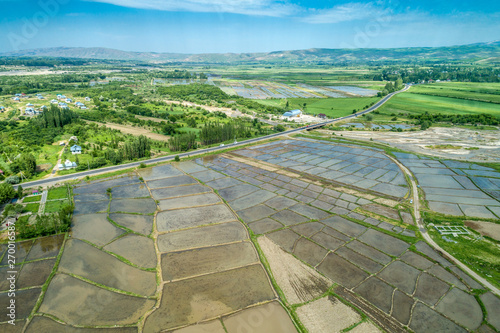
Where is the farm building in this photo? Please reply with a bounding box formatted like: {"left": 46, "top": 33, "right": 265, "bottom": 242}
{"left": 70, "top": 136, "right": 78, "bottom": 142}
{"left": 85, "top": 97, "right": 91, "bottom": 101}
{"left": 283, "top": 109, "right": 302, "bottom": 118}
{"left": 70, "top": 145, "right": 82, "bottom": 154}
{"left": 318, "top": 113, "right": 327, "bottom": 119}
{"left": 0, "top": 106, "right": 5, "bottom": 112}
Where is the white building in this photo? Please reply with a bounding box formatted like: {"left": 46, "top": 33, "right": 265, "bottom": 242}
{"left": 57, "top": 159, "right": 77, "bottom": 170}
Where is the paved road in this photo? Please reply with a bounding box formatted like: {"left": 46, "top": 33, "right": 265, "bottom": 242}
{"left": 17, "top": 85, "right": 410, "bottom": 190}
{"left": 38, "top": 190, "right": 48, "bottom": 214}
{"left": 390, "top": 156, "right": 500, "bottom": 297}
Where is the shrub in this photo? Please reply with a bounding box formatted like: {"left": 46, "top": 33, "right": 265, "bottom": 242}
{"left": 5, "top": 176, "right": 20, "bottom": 184}
{"left": 174, "top": 155, "right": 180, "bottom": 162}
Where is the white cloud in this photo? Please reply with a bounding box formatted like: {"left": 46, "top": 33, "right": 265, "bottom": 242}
{"left": 85, "top": 0, "right": 299, "bottom": 17}
{"left": 303, "top": 2, "right": 391, "bottom": 24}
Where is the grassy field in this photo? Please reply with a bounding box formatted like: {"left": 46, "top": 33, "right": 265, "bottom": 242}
{"left": 409, "top": 82, "right": 500, "bottom": 104}
{"left": 45, "top": 199, "right": 71, "bottom": 213}
{"left": 22, "top": 195, "right": 41, "bottom": 203}
{"left": 257, "top": 96, "right": 381, "bottom": 118}
{"left": 47, "top": 186, "right": 69, "bottom": 200}
{"left": 424, "top": 211, "right": 500, "bottom": 289}
{"left": 24, "top": 203, "right": 40, "bottom": 214}
{"left": 378, "top": 92, "right": 500, "bottom": 117}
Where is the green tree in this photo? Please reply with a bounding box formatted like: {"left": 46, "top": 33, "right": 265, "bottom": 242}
{"left": 17, "top": 185, "right": 23, "bottom": 199}
{"left": 19, "top": 153, "right": 37, "bottom": 175}
{"left": 395, "top": 78, "right": 404, "bottom": 90}
{"left": 0, "top": 183, "right": 15, "bottom": 203}
{"left": 274, "top": 124, "right": 286, "bottom": 132}
{"left": 5, "top": 176, "right": 19, "bottom": 184}
{"left": 186, "top": 118, "right": 197, "bottom": 128}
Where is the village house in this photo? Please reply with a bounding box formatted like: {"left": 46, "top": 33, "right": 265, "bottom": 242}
{"left": 70, "top": 145, "right": 82, "bottom": 154}
{"left": 57, "top": 159, "right": 77, "bottom": 170}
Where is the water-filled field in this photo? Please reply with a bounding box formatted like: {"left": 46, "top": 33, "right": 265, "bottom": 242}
{"left": 214, "top": 79, "right": 377, "bottom": 99}
{"left": 10, "top": 138, "right": 499, "bottom": 332}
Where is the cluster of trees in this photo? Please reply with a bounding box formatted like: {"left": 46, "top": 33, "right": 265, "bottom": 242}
{"left": 34, "top": 105, "right": 78, "bottom": 129}
{"left": 122, "top": 135, "right": 151, "bottom": 160}
{"left": 168, "top": 133, "right": 197, "bottom": 152}
{"left": 158, "top": 84, "right": 229, "bottom": 103}
{"left": 152, "top": 70, "right": 207, "bottom": 79}
{"left": 0, "top": 183, "right": 16, "bottom": 204}
{"left": 409, "top": 112, "right": 500, "bottom": 129}
{"left": 126, "top": 105, "right": 154, "bottom": 117}
{"left": 0, "top": 57, "right": 87, "bottom": 67}
{"left": 377, "top": 79, "right": 404, "bottom": 97}
{"left": 9, "top": 153, "right": 37, "bottom": 178}
{"left": 199, "top": 121, "right": 252, "bottom": 145}
{"left": 375, "top": 65, "right": 500, "bottom": 83}
{"left": 17, "top": 204, "right": 74, "bottom": 239}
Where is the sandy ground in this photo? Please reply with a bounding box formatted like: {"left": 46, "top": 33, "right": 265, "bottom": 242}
{"left": 257, "top": 236, "right": 331, "bottom": 305}
{"left": 295, "top": 296, "right": 363, "bottom": 333}
{"left": 326, "top": 127, "right": 500, "bottom": 162}
{"left": 84, "top": 120, "right": 170, "bottom": 141}
{"left": 278, "top": 114, "right": 325, "bottom": 124}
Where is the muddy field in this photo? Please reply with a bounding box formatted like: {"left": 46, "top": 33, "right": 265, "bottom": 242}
{"left": 9, "top": 138, "right": 499, "bottom": 332}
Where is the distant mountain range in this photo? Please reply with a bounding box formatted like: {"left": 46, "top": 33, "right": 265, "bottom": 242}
{"left": 1, "top": 41, "right": 499, "bottom": 64}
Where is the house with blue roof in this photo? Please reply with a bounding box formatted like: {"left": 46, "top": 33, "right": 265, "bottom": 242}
{"left": 70, "top": 145, "right": 82, "bottom": 154}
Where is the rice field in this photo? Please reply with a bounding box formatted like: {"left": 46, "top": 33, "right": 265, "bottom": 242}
{"left": 214, "top": 80, "right": 378, "bottom": 100}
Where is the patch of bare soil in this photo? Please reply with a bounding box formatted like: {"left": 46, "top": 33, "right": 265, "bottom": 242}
{"left": 84, "top": 120, "right": 170, "bottom": 141}
{"left": 464, "top": 220, "right": 500, "bottom": 241}
{"left": 349, "top": 321, "right": 382, "bottom": 332}
{"left": 295, "top": 296, "right": 362, "bottom": 333}
{"left": 36, "top": 164, "right": 52, "bottom": 172}
{"left": 329, "top": 127, "right": 500, "bottom": 162}
{"left": 257, "top": 236, "right": 331, "bottom": 305}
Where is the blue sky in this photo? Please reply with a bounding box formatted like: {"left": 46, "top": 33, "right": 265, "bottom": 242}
{"left": 0, "top": 0, "right": 499, "bottom": 53}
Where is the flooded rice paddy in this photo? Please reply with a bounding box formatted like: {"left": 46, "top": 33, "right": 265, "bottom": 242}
{"left": 5, "top": 138, "right": 499, "bottom": 332}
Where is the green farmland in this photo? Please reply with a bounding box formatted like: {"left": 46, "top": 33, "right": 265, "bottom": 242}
{"left": 409, "top": 82, "right": 500, "bottom": 104}
{"left": 379, "top": 91, "right": 500, "bottom": 117}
